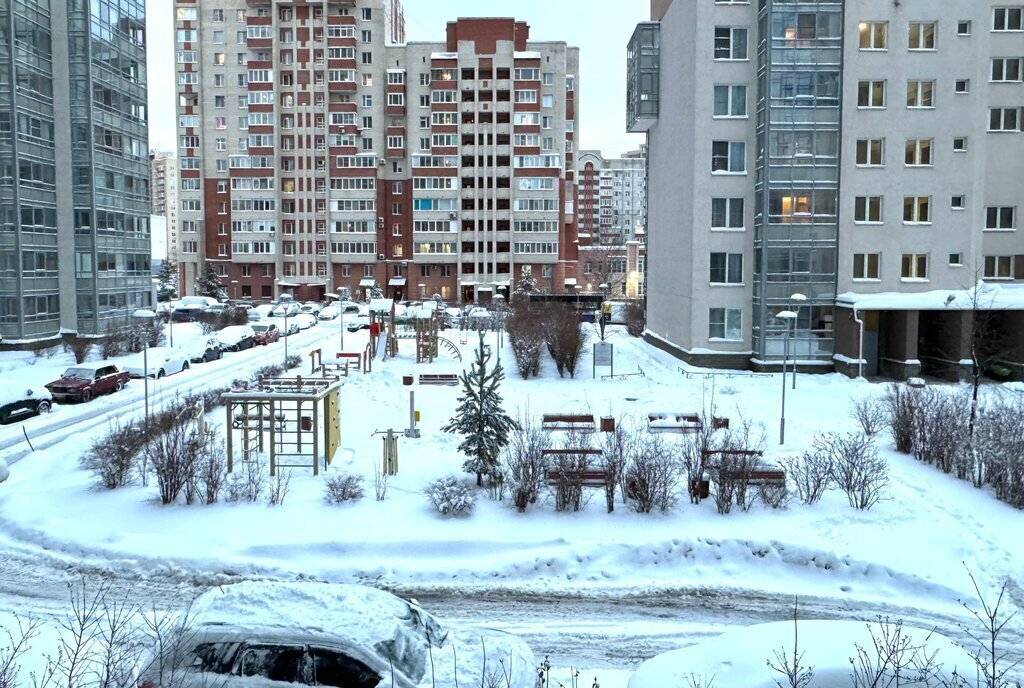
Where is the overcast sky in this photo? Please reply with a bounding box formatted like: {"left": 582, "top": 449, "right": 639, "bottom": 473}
{"left": 145, "top": 0, "right": 649, "bottom": 156}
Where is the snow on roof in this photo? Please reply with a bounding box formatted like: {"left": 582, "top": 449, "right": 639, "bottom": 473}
{"left": 514, "top": 51, "right": 542, "bottom": 59}
{"left": 430, "top": 52, "right": 457, "bottom": 59}
{"left": 369, "top": 298, "right": 394, "bottom": 313}
{"left": 628, "top": 620, "right": 975, "bottom": 688}
{"left": 837, "top": 282, "right": 1024, "bottom": 311}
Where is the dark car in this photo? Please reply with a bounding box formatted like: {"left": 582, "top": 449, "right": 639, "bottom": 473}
{"left": 251, "top": 323, "right": 281, "bottom": 346}
{"left": 179, "top": 337, "right": 224, "bottom": 363}
{"left": 171, "top": 306, "right": 206, "bottom": 323}
{"left": 45, "top": 363, "right": 129, "bottom": 403}
{"left": 0, "top": 382, "right": 53, "bottom": 423}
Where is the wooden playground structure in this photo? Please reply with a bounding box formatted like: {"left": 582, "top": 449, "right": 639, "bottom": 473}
{"left": 223, "top": 375, "right": 343, "bottom": 476}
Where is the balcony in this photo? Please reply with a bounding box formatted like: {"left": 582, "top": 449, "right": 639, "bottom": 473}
{"left": 626, "top": 22, "right": 660, "bottom": 133}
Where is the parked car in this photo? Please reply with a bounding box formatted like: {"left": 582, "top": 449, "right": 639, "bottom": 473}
{"left": 216, "top": 325, "right": 256, "bottom": 352}
{"left": 248, "top": 304, "right": 274, "bottom": 322}
{"left": 178, "top": 337, "right": 224, "bottom": 364}
{"left": 251, "top": 323, "right": 281, "bottom": 345}
{"left": 299, "top": 302, "right": 323, "bottom": 316}
{"left": 0, "top": 381, "right": 53, "bottom": 424}
{"left": 347, "top": 313, "right": 371, "bottom": 332}
{"left": 123, "top": 348, "right": 190, "bottom": 379}
{"left": 171, "top": 305, "right": 205, "bottom": 322}
{"left": 133, "top": 582, "right": 538, "bottom": 688}
{"left": 318, "top": 305, "right": 341, "bottom": 321}
{"left": 271, "top": 302, "right": 301, "bottom": 318}
{"left": 45, "top": 363, "right": 129, "bottom": 403}
{"left": 293, "top": 313, "right": 318, "bottom": 331}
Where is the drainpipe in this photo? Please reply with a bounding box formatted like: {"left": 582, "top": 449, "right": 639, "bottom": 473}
{"left": 852, "top": 305, "right": 864, "bottom": 379}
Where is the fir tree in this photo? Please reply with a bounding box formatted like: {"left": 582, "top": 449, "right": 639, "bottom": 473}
{"left": 512, "top": 267, "right": 538, "bottom": 303}
{"left": 195, "top": 262, "right": 227, "bottom": 300}
{"left": 156, "top": 261, "right": 178, "bottom": 302}
{"left": 442, "top": 333, "right": 519, "bottom": 487}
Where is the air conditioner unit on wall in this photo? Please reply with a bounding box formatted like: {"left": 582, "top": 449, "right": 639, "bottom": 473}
{"left": 377, "top": 253, "right": 386, "bottom": 261}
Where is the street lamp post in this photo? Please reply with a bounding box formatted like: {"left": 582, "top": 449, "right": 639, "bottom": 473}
{"left": 132, "top": 309, "right": 157, "bottom": 420}
{"left": 336, "top": 286, "right": 345, "bottom": 353}
{"left": 279, "top": 292, "right": 293, "bottom": 367}
{"left": 775, "top": 310, "right": 797, "bottom": 445}
{"left": 789, "top": 293, "right": 807, "bottom": 390}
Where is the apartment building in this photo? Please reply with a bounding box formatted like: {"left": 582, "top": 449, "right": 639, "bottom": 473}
{"left": 150, "top": 151, "right": 180, "bottom": 262}
{"left": 633, "top": 0, "right": 1024, "bottom": 379}
{"left": 0, "top": 0, "right": 151, "bottom": 345}
{"left": 174, "top": 0, "right": 580, "bottom": 304}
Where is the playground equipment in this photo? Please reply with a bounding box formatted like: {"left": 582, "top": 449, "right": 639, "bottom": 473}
{"left": 223, "top": 375, "right": 343, "bottom": 476}
{"left": 369, "top": 298, "right": 397, "bottom": 360}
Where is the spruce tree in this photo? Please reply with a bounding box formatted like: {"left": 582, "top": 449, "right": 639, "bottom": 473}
{"left": 156, "top": 261, "right": 178, "bottom": 302}
{"left": 443, "top": 333, "right": 519, "bottom": 487}
{"left": 195, "top": 262, "right": 227, "bottom": 300}
{"left": 513, "top": 269, "right": 538, "bottom": 301}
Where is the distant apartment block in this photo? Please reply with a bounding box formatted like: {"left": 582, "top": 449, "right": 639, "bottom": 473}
{"left": 634, "top": 0, "right": 1024, "bottom": 379}
{"left": 174, "top": 0, "right": 580, "bottom": 304}
{"left": 0, "top": 0, "right": 151, "bottom": 344}
{"left": 150, "top": 151, "right": 180, "bottom": 262}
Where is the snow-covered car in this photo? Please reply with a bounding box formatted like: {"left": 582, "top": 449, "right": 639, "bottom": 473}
{"left": 299, "top": 302, "right": 323, "bottom": 315}
{"left": 134, "top": 582, "right": 537, "bottom": 688}
{"left": 251, "top": 323, "right": 281, "bottom": 345}
{"left": 123, "top": 348, "right": 190, "bottom": 379}
{"left": 216, "top": 325, "right": 257, "bottom": 352}
{"left": 0, "top": 381, "right": 53, "bottom": 423}
{"left": 318, "top": 305, "right": 341, "bottom": 321}
{"left": 271, "top": 302, "right": 301, "bottom": 318}
{"left": 178, "top": 337, "right": 224, "bottom": 364}
{"left": 292, "top": 313, "right": 318, "bottom": 331}
{"left": 347, "top": 312, "right": 370, "bottom": 332}
{"left": 248, "top": 304, "right": 274, "bottom": 322}
{"left": 45, "top": 363, "right": 129, "bottom": 403}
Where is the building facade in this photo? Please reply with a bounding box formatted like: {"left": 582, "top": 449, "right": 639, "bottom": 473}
{"left": 150, "top": 151, "right": 180, "bottom": 263}
{"left": 0, "top": 0, "right": 151, "bottom": 345}
{"left": 174, "top": 0, "right": 580, "bottom": 304}
{"left": 634, "top": 0, "right": 1024, "bottom": 378}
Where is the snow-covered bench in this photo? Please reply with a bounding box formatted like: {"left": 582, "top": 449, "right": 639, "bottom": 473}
{"left": 419, "top": 373, "right": 459, "bottom": 386}
{"left": 544, "top": 468, "right": 610, "bottom": 488}
{"left": 541, "top": 414, "right": 596, "bottom": 432}
{"left": 647, "top": 412, "right": 730, "bottom": 433}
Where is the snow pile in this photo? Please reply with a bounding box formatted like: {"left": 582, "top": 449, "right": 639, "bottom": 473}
{"left": 0, "top": 457, "right": 8, "bottom": 483}
{"left": 628, "top": 620, "right": 976, "bottom": 688}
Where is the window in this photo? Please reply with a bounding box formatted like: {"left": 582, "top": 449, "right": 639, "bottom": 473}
{"left": 993, "top": 7, "right": 1023, "bottom": 31}
{"left": 901, "top": 254, "right": 928, "bottom": 279}
{"left": 387, "top": 93, "right": 405, "bottom": 107}
{"left": 949, "top": 253, "right": 963, "bottom": 266}
{"left": 905, "top": 139, "right": 933, "bottom": 166}
{"left": 714, "top": 28, "right": 748, "bottom": 60}
{"left": 907, "top": 80, "right": 935, "bottom": 108}
{"left": 859, "top": 22, "right": 888, "bottom": 49}
{"left": 986, "top": 206, "right": 1016, "bottom": 230}
{"left": 951, "top": 195, "right": 966, "bottom": 210}
{"left": 854, "top": 196, "right": 883, "bottom": 223}
{"left": 712, "top": 198, "right": 744, "bottom": 229}
{"left": 709, "top": 308, "right": 742, "bottom": 341}
{"left": 361, "top": 7, "right": 372, "bottom": 20}
{"left": 362, "top": 30, "right": 372, "bottom": 42}
{"left": 853, "top": 253, "right": 880, "bottom": 280}
{"left": 908, "top": 22, "right": 936, "bottom": 49}
{"left": 955, "top": 79, "right": 970, "bottom": 94}
{"left": 957, "top": 21, "right": 972, "bottom": 36}
{"left": 990, "top": 107, "right": 1021, "bottom": 131}
{"left": 991, "top": 58, "right": 1023, "bottom": 82}
{"left": 176, "top": 7, "right": 196, "bottom": 20}
{"left": 903, "top": 196, "right": 931, "bottom": 223}
{"left": 984, "top": 255, "right": 1016, "bottom": 279}
{"left": 387, "top": 136, "right": 404, "bottom": 149}
{"left": 858, "top": 80, "right": 886, "bottom": 107}
{"left": 855, "top": 139, "right": 884, "bottom": 166}
{"left": 713, "top": 85, "right": 747, "bottom": 117}
{"left": 711, "top": 141, "right": 745, "bottom": 173}
{"left": 709, "top": 253, "right": 743, "bottom": 284}
{"left": 542, "top": 72, "right": 554, "bottom": 85}
{"left": 953, "top": 137, "right": 968, "bottom": 152}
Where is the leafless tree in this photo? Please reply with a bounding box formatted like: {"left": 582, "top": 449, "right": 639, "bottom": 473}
{"left": 957, "top": 568, "right": 1022, "bottom": 688}
{"left": 502, "top": 413, "right": 550, "bottom": 512}
{"left": 599, "top": 419, "right": 631, "bottom": 513}
{"left": 767, "top": 598, "right": 814, "bottom": 688}
{"left": 622, "top": 300, "right": 645, "bottom": 338}
{"left": 822, "top": 432, "right": 889, "bottom": 510}
{"left": 544, "top": 305, "right": 587, "bottom": 378}
{"left": 0, "top": 613, "right": 42, "bottom": 688}
{"left": 758, "top": 481, "right": 791, "bottom": 510}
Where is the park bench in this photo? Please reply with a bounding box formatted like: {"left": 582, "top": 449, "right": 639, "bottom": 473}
{"left": 721, "top": 468, "right": 786, "bottom": 486}
{"left": 541, "top": 414, "right": 596, "bottom": 432}
{"left": 544, "top": 468, "right": 611, "bottom": 488}
{"left": 321, "top": 362, "right": 350, "bottom": 377}
{"left": 419, "top": 373, "right": 459, "bottom": 386}
{"left": 701, "top": 449, "right": 765, "bottom": 468}
{"left": 648, "top": 412, "right": 703, "bottom": 433}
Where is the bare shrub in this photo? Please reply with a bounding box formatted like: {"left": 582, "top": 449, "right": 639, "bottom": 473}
{"left": 324, "top": 472, "right": 364, "bottom": 504}
{"left": 821, "top": 432, "right": 889, "bottom": 510}
{"left": 883, "top": 383, "right": 918, "bottom": 454}
{"left": 768, "top": 600, "right": 814, "bottom": 688}
{"left": 425, "top": 476, "right": 476, "bottom": 516}
{"left": 852, "top": 397, "right": 887, "bottom": 437}
{"left": 679, "top": 415, "right": 717, "bottom": 505}
{"left": 625, "top": 434, "right": 680, "bottom": 513}
{"left": 284, "top": 353, "right": 302, "bottom": 370}
{"left": 759, "top": 481, "right": 790, "bottom": 510}
{"left": 849, "top": 617, "right": 949, "bottom": 688}
{"left": 372, "top": 459, "right": 389, "bottom": 502}
{"left": 977, "top": 399, "right": 1024, "bottom": 508}
{"left": 550, "top": 429, "right": 594, "bottom": 513}
{"left": 623, "top": 300, "right": 645, "bottom": 337}
{"left": 710, "top": 418, "right": 768, "bottom": 513}
{"left": 0, "top": 613, "right": 42, "bottom": 688}
{"left": 910, "top": 388, "right": 971, "bottom": 478}
{"left": 599, "top": 419, "right": 630, "bottom": 513}
{"left": 145, "top": 412, "right": 202, "bottom": 505}
{"left": 780, "top": 451, "right": 833, "bottom": 505}
{"left": 81, "top": 420, "right": 146, "bottom": 490}
{"left": 266, "top": 470, "right": 291, "bottom": 506}
{"left": 502, "top": 414, "right": 550, "bottom": 512}
{"left": 544, "top": 305, "right": 587, "bottom": 378}
{"left": 506, "top": 303, "right": 545, "bottom": 379}
{"left": 64, "top": 338, "right": 92, "bottom": 365}
{"left": 191, "top": 431, "right": 226, "bottom": 505}
{"left": 225, "top": 458, "right": 267, "bottom": 503}
{"left": 958, "top": 568, "right": 1023, "bottom": 688}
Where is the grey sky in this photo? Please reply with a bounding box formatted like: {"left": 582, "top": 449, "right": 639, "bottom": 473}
{"left": 145, "top": 0, "right": 648, "bottom": 156}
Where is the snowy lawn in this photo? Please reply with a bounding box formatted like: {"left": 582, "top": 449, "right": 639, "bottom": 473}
{"left": 1, "top": 325, "right": 1022, "bottom": 619}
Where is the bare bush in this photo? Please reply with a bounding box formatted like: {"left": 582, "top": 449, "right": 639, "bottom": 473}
{"left": 623, "top": 300, "right": 645, "bottom": 337}
{"left": 81, "top": 420, "right": 147, "bottom": 490}
{"left": 0, "top": 613, "right": 42, "bottom": 688}
{"left": 780, "top": 451, "right": 833, "bottom": 505}
{"left": 849, "top": 617, "right": 951, "bottom": 688}
{"left": 506, "top": 303, "right": 545, "bottom": 379}
{"left": 191, "top": 432, "right": 226, "bottom": 505}
{"left": 625, "top": 434, "right": 680, "bottom": 513}
{"left": 710, "top": 418, "right": 768, "bottom": 513}
{"left": 197, "top": 309, "right": 248, "bottom": 335}
{"left": 759, "top": 481, "right": 790, "bottom": 510}
{"left": 852, "top": 397, "right": 887, "bottom": 437}
{"left": 225, "top": 458, "right": 267, "bottom": 503}
{"left": 544, "top": 305, "right": 587, "bottom": 378}
{"left": 910, "top": 388, "right": 972, "bottom": 479}
{"left": 372, "top": 459, "right": 389, "bottom": 502}
{"left": 63, "top": 338, "right": 92, "bottom": 365}
{"left": 958, "top": 568, "right": 1022, "bottom": 688}
{"left": 679, "top": 415, "right": 718, "bottom": 505}
{"left": 502, "top": 414, "right": 550, "bottom": 512}
{"left": 977, "top": 399, "right": 1024, "bottom": 508}
{"left": 884, "top": 383, "right": 919, "bottom": 454}
{"left": 324, "top": 472, "right": 364, "bottom": 504}
{"left": 599, "top": 419, "right": 630, "bottom": 513}
{"left": 146, "top": 413, "right": 201, "bottom": 505}
{"left": 266, "top": 470, "right": 291, "bottom": 506}
{"left": 425, "top": 476, "right": 476, "bottom": 516}
{"left": 821, "top": 432, "right": 889, "bottom": 510}
{"left": 550, "top": 429, "right": 594, "bottom": 513}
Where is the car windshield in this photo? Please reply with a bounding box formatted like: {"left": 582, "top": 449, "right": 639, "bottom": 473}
{"left": 252, "top": 325, "right": 268, "bottom": 332}
{"left": 63, "top": 367, "right": 94, "bottom": 379}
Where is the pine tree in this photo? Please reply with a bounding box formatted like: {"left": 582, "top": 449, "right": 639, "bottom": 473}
{"left": 195, "top": 262, "right": 227, "bottom": 300}
{"left": 512, "top": 268, "right": 538, "bottom": 302}
{"left": 442, "top": 333, "right": 520, "bottom": 487}
{"left": 156, "top": 261, "right": 178, "bottom": 302}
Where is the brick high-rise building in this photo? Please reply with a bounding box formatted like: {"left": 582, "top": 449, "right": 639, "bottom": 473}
{"left": 633, "top": 0, "right": 1024, "bottom": 379}
{"left": 174, "top": 1, "right": 580, "bottom": 304}
{"left": 0, "top": 0, "right": 151, "bottom": 344}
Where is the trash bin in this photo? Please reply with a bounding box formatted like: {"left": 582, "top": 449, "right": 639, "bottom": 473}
{"left": 402, "top": 374, "right": 413, "bottom": 386}
{"left": 301, "top": 416, "right": 312, "bottom": 431}
{"left": 600, "top": 416, "right": 615, "bottom": 432}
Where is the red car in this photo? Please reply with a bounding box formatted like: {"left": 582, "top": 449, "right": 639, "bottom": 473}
{"left": 45, "top": 363, "right": 130, "bottom": 403}
{"left": 251, "top": 323, "right": 281, "bottom": 346}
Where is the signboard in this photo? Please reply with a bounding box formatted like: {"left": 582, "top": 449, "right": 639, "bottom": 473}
{"left": 593, "top": 342, "right": 614, "bottom": 379}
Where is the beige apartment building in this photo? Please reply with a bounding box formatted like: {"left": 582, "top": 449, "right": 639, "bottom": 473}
{"left": 150, "top": 151, "right": 180, "bottom": 262}
{"left": 173, "top": 0, "right": 580, "bottom": 304}
{"left": 632, "top": 0, "right": 1024, "bottom": 379}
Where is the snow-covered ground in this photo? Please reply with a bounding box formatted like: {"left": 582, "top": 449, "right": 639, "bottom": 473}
{"left": 1, "top": 320, "right": 1022, "bottom": 683}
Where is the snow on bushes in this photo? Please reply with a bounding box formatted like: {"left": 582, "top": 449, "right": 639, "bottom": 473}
{"left": 425, "top": 476, "right": 476, "bottom": 516}
{"left": 324, "top": 472, "right": 365, "bottom": 504}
